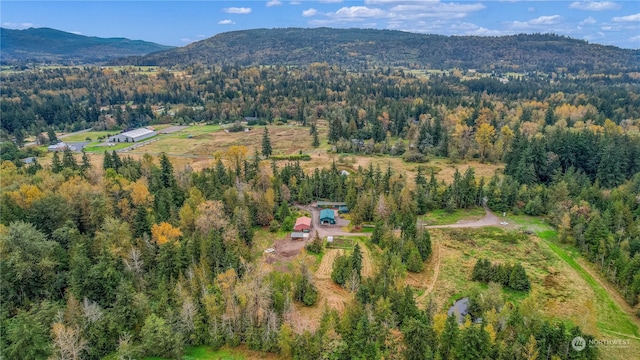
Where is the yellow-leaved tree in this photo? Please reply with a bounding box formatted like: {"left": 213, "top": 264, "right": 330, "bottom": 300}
{"left": 151, "top": 222, "right": 183, "bottom": 245}
{"left": 475, "top": 123, "right": 496, "bottom": 161}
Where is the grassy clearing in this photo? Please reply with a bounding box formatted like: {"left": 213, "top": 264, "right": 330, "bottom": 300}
{"left": 428, "top": 227, "right": 597, "bottom": 328}
{"left": 143, "top": 344, "right": 281, "bottom": 359}
{"left": 422, "top": 207, "right": 486, "bottom": 226}
{"left": 506, "top": 216, "right": 639, "bottom": 338}
{"left": 60, "top": 130, "right": 113, "bottom": 142}
{"left": 83, "top": 142, "right": 133, "bottom": 153}
{"left": 542, "top": 234, "right": 639, "bottom": 338}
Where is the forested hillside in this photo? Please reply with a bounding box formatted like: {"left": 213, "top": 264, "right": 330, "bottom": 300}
{"left": 2, "top": 55, "right": 640, "bottom": 358}
{"left": 110, "top": 28, "right": 640, "bottom": 74}
{"left": 0, "top": 27, "right": 173, "bottom": 64}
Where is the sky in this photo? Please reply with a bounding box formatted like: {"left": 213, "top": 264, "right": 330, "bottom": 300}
{"left": 2, "top": 1, "right": 639, "bottom": 49}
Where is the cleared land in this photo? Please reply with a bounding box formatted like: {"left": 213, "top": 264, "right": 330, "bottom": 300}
{"left": 416, "top": 217, "right": 639, "bottom": 360}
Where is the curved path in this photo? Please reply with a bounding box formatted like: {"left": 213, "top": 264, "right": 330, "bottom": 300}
{"left": 424, "top": 205, "right": 501, "bottom": 229}
{"left": 417, "top": 205, "right": 500, "bottom": 303}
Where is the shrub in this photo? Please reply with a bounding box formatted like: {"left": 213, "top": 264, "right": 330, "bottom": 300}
{"left": 403, "top": 151, "right": 428, "bottom": 163}
{"left": 269, "top": 220, "right": 280, "bottom": 232}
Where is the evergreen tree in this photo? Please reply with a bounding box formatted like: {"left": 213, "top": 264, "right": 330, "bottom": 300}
{"left": 133, "top": 206, "right": 150, "bottom": 238}
{"left": 312, "top": 128, "right": 320, "bottom": 147}
{"left": 51, "top": 151, "right": 62, "bottom": 173}
{"left": 406, "top": 247, "right": 424, "bottom": 272}
{"left": 112, "top": 151, "right": 122, "bottom": 171}
{"left": 62, "top": 147, "right": 78, "bottom": 171}
{"left": 439, "top": 314, "right": 459, "bottom": 360}
{"left": 102, "top": 151, "right": 113, "bottom": 170}
{"left": 262, "top": 127, "right": 272, "bottom": 158}
{"left": 508, "top": 264, "right": 531, "bottom": 292}
{"left": 47, "top": 128, "right": 58, "bottom": 144}
{"left": 371, "top": 221, "right": 385, "bottom": 245}
{"left": 457, "top": 324, "right": 490, "bottom": 360}
{"left": 331, "top": 254, "right": 351, "bottom": 285}
{"left": 545, "top": 106, "right": 555, "bottom": 126}
{"left": 351, "top": 243, "right": 363, "bottom": 278}
{"left": 328, "top": 117, "right": 342, "bottom": 144}
{"left": 80, "top": 150, "right": 91, "bottom": 173}
{"left": 416, "top": 229, "right": 432, "bottom": 261}
{"left": 402, "top": 313, "right": 435, "bottom": 360}
{"left": 159, "top": 153, "right": 175, "bottom": 189}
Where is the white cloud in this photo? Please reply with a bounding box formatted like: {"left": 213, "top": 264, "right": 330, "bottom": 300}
{"left": 528, "top": 7, "right": 535, "bottom": 12}
{"left": 290, "top": 1, "right": 301, "bottom": 4}
{"left": 569, "top": 2, "right": 621, "bottom": 11}
{"left": 509, "top": 15, "right": 563, "bottom": 28}
{"left": 302, "top": 8, "right": 318, "bottom": 17}
{"left": 467, "top": 27, "right": 508, "bottom": 36}
{"left": 180, "top": 38, "right": 192, "bottom": 43}
{"left": 580, "top": 16, "right": 597, "bottom": 25}
{"left": 612, "top": 13, "right": 640, "bottom": 22}
{"left": 218, "top": 19, "right": 235, "bottom": 25}
{"left": 309, "top": 1, "right": 486, "bottom": 31}
{"left": 70, "top": 31, "right": 83, "bottom": 35}
{"left": 2, "top": 22, "right": 35, "bottom": 29}
{"left": 266, "top": 0, "right": 282, "bottom": 7}
{"left": 389, "top": 2, "right": 485, "bottom": 18}
{"left": 630, "top": 35, "right": 640, "bottom": 42}
{"left": 223, "top": 7, "right": 252, "bottom": 14}
{"left": 530, "top": 15, "right": 563, "bottom": 25}
{"left": 319, "top": 0, "right": 344, "bottom": 3}
{"left": 331, "top": 6, "right": 386, "bottom": 19}
{"left": 197, "top": 34, "right": 206, "bottom": 38}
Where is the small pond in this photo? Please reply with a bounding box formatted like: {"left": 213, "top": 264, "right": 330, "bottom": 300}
{"left": 447, "top": 297, "right": 470, "bottom": 324}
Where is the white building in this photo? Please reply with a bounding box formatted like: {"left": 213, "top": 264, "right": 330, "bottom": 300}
{"left": 109, "top": 128, "right": 156, "bottom": 143}
{"left": 48, "top": 142, "right": 74, "bottom": 152}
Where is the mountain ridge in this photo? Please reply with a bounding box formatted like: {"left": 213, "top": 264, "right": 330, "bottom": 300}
{"left": 109, "top": 27, "right": 640, "bottom": 74}
{"left": 1, "top": 27, "right": 174, "bottom": 64}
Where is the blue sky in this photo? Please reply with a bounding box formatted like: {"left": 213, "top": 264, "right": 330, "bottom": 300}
{"left": 2, "top": 1, "right": 639, "bottom": 48}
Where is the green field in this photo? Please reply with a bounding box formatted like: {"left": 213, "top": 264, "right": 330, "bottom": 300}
{"left": 539, "top": 231, "right": 639, "bottom": 338}
{"left": 144, "top": 346, "right": 246, "bottom": 360}
{"left": 83, "top": 142, "right": 134, "bottom": 153}
{"left": 421, "top": 207, "right": 486, "bottom": 226}
{"left": 60, "top": 131, "right": 114, "bottom": 142}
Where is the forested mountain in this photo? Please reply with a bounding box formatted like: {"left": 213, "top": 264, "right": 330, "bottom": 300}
{"left": 0, "top": 27, "right": 173, "bottom": 64}
{"left": 110, "top": 27, "right": 640, "bottom": 74}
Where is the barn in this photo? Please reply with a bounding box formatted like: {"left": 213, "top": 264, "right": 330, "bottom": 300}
{"left": 320, "top": 209, "right": 336, "bottom": 225}
{"left": 294, "top": 216, "right": 312, "bottom": 232}
{"left": 109, "top": 128, "right": 156, "bottom": 143}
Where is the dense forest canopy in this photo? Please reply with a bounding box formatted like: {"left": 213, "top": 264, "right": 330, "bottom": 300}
{"left": 110, "top": 28, "right": 640, "bottom": 74}
{"left": 1, "top": 31, "right": 640, "bottom": 358}
{"left": 0, "top": 27, "right": 173, "bottom": 65}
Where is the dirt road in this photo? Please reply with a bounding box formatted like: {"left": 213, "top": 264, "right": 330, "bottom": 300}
{"left": 424, "top": 205, "right": 501, "bottom": 229}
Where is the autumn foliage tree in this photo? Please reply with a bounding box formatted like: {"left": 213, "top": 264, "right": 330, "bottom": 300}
{"left": 151, "top": 222, "right": 183, "bottom": 245}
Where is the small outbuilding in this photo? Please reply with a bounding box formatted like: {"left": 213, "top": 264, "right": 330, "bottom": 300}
{"left": 320, "top": 209, "right": 336, "bottom": 225}
{"left": 109, "top": 128, "right": 156, "bottom": 143}
{"left": 291, "top": 232, "right": 309, "bottom": 241}
{"left": 338, "top": 205, "right": 349, "bottom": 214}
{"left": 316, "top": 201, "right": 347, "bottom": 208}
{"left": 294, "top": 216, "right": 312, "bottom": 232}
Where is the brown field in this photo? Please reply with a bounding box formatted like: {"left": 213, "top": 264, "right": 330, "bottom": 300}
{"left": 360, "top": 244, "right": 375, "bottom": 278}
{"left": 315, "top": 249, "right": 345, "bottom": 280}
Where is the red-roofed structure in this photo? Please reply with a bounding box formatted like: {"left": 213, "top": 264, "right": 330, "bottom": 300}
{"left": 294, "top": 216, "right": 312, "bottom": 232}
